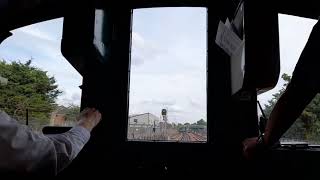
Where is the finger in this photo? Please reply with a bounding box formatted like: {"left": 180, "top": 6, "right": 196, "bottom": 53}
{"left": 87, "top": 108, "right": 98, "bottom": 114}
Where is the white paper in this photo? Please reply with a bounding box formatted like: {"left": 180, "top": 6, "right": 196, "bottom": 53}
{"left": 225, "top": 18, "right": 231, "bottom": 29}
{"left": 230, "top": 41, "right": 245, "bottom": 94}
{"left": 215, "top": 21, "right": 242, "bottom": 57}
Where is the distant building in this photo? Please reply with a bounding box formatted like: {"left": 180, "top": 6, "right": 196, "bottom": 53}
{"left": 50, "top": 112, "right": 66, "bottom": 126}
{"left": 129, "top": 113, "right": 160, "bottom": 127}
{"left": 128, "top": 113, "right": 161, "bottom": 140}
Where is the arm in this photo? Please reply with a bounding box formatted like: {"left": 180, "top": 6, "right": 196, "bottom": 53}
{"left": 46, "top": 107, "right": 101, "bottom": 173}
{"left": 45, "top": 125, "right": 91, "bottom": 174}
{"left": 243, "top": 85, "right": 316, "bottom": 159}
{"left": 264, "top": 20, "right": 320, "bottom": 146}
{"left": 243, "top": 20, "right": 320, "bottom": 159}
{"left": 0, "top": 107, "right": 101, "bottom": 175}
{"left": 264, "top": 85, "right": 317, "bottom": 146}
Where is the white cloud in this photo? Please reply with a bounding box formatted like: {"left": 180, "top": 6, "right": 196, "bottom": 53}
{"left": 140, "top": 99, "right": 176, "bottom": 106}
{"left": 57, "top": 91, "right": 81, "bottom": 106}
{"left": 129, "top": 73, "right": 205, "bottom": 122}
{"left": 71, "top": 93, "right": 81, "bottom": 102}
{"left": 18, "top": 27, "right": 56, "bottom": 42}
{"left": 132, "top": 32, "right": 144, "bottom": 45}
{"left": 131, "top": 32, "right": 167, "bottom": 66}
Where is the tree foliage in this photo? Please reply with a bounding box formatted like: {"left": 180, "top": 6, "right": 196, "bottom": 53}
{"left": 174, "top": 119, "right": 207, "bottom": 132}
{"left": 56, "top": 105, "right": 80, "bottom": 122}
{"left": 0, "top": 60, "right": 62, "bottom": 129}
{"left": 196, "top": 119, "right": 207, "bottom": 126}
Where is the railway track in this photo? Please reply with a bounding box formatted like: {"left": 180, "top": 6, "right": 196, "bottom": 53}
{"left": 178, "top": 132, "right": 206, "bottom": 142}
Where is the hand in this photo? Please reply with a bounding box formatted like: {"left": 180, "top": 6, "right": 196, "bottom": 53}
{"left": 242, "top": 137, "right": 259, "bottom": 160}
{"left": 77, "top": 107, "right": 102, "bottom": 132}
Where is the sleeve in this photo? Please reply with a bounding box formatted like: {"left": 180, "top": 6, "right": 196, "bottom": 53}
{"left": 0, "top": 111, "right": 90, "bottom": 175}
{"left": 46, "top": 125, "right": 91, "bottom": 173}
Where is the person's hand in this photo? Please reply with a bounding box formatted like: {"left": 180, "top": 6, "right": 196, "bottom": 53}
{"left": 242, "top": 137, "right": 259, "bottom": 160}
{"left": 77, "top": 108, "right": 102, "bottom": 132}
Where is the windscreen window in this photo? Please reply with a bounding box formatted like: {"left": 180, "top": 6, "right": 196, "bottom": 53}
{"left": 258, "top": 14, "right": 319, "bottom": 144}
{"left": 0, "top": 18, "right": 82, "bottom": 132}
{"left": 128, "top": 8, "right": 207, "bottom": 142}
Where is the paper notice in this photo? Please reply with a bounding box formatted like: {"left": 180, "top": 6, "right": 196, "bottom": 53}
{"left": 230, "top": 41, "right": 245, "bottom": 94}
{"left": 215, "top": 21, "right": 242, "bottom": 56}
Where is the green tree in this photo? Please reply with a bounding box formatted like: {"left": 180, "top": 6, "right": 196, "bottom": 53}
{"left": 263, "top": 73, "right": 320, "bottom": 143}
{"left": 196, "top": 119, "right": 207, "bottom": 126}
{"left": 175, "top": 123, "right": 185, "bottom": 131}
{"left": 56, "top": 104, "right": 80, "bottom": 122}
{"left": 0, "top": 60, "right": 62, "bottom": 130}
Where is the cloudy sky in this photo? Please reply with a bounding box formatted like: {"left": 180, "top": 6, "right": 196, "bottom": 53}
{"left": 0, "top": 9, "right": 317, "bottom": 124}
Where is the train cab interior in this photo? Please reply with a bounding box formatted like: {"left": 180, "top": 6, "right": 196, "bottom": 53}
{"left": 1, "top": 0, "right": 320, "bottom": 178}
